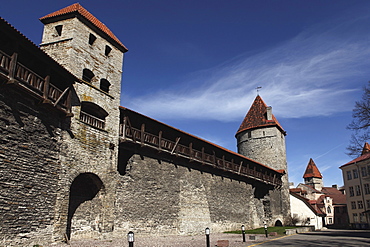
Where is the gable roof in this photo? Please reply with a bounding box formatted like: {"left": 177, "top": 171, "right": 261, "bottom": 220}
{"left": 303, "top": 158, "right": 322, "bottom": 179}
{"left": 298, "top": 183, "right": 322, "bottom": 193}
{"left": 40, "top": 3, "right": 127, "bottom": 52}
{"left": 320, "top": 187, "right": 347, "bottom": 205}
{"left": 289, "top": 190, "right": 325, "bottom": 216}
{"left": 236, "top": 95, "right": 285, "bottom": 136}
{"left": 340, "top": 142, "right": 370, "bottom": 168}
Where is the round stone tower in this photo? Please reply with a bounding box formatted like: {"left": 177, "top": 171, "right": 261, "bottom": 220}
{"left": 236, "top": 95, "right": 287, "bottom": 171}
{"left": 235, "top": 95, "right": 290, "bottom": 225}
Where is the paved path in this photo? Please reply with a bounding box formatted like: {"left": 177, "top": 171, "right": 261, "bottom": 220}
{"left": 54, "top": 229, "right": 370, "bottom": 247}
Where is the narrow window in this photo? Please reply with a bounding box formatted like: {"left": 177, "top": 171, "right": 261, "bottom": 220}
{"left": 355, "top": 185, "right": 361, "bottom": 196}
{"left": 366, "top": 199, "right": 370, "bottom": 208}
{"left": 353, "top": 213, "right": 358, "bottom": 222}
{"left": 55, "top": 25, "right": 63, "bottom": 36}
{"left": 365, "top": 184, "right": 370, "bottom": 194}
{"left": 361, "top": 167, "right": 367, "bottom": 177}
{"left": 360, "top": 213, "right": 366, "bottom": 223}
{"left": 358, "top": 201, "right": 364, "bottom": 209}
{"left": 79, "top": 101, "right": 108, "bottom": 130}
{"left": 328, "top": 218, "right": 333, "bottom": 224}
{"left": 349, "top": 186, "right": 354, "bottom": 197}
{"left": 100, "top": 79, "right": 111, "bottom": 93}
{"left": 89, "top": 33, "right": 97, "bottom": 45}
{"left": 353, "top": 169, "right": 359, "bottom": 179}
{"left": 82, "top": 69, "right": 94, "bottom": 83}
{"left": 327, "top": 206, "right": 332, "bottom": 214}
{"left": 351, "top": 201, "right": 356, "bottom": 209}
{"left": 347, "top": 171, "right": 352, "bottom": 180}
{"left": 105, "top": 45, "right": 112, "bottom": 56}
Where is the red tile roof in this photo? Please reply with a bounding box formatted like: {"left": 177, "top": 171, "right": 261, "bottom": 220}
{"left": 303, "top": 158, "right": 322, "bottom": 179}
{"left": 289, "top": 191, "right": 325, "bottom": 216}
{"left": 40, "top": 3, "right": 127, "bottom": 52}
{"left": 236, "top": 95, "right": 285, "bottom": 136}
{"left": 320, "top": 188, "right": 347, "bottom": 205}
{"left": 362, "top": 142, "right": 370, "bottom": 155}
{"left": 341, "top": 142, "right": 370, "bottom": 168}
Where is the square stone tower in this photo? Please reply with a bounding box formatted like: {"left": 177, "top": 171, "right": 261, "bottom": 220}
{"left": 39, "top": 3, "right": 128, "bottom": 240}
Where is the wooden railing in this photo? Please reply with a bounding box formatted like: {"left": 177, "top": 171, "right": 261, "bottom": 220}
{"left": 79, "top": 111, "right": 105, "bottom": 129}
{"left": 119, "top": 119, "right": 282, "bottom": 187}
{"left": 0, "top": 50, "right": 71, "bottom": 113}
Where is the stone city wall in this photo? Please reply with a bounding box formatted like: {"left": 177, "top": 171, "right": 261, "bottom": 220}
{"left": 0, "top": 87, "right": 63, "bottom": 245}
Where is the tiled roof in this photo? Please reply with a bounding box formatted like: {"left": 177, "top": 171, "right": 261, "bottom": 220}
{"left": 362, "top": 142, "right": 370, "bottom": 155}
{"left": 40, "top": 3, "right": 127, "bottom": 51}
{"left": 320, "top": 188, "right": 347, "bottom": 205}
{"left": 236, "top": 95, "right": 286, "bottom": 136}
{"left": 341, "top": 142, "right": 370, "bottom": 168}
{"left": 303, "top": 158, "right": 322, "bottom": 179}
{"left": 289, "top": 191, "right": 325, "bottom": 216}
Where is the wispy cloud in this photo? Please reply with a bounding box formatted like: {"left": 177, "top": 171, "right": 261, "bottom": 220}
{"left": 125, "top": 11, "right": 370, "bottom": 122}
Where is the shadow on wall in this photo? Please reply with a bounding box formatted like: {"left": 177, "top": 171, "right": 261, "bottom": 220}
{"left": 66, "top": 173, "right": 104, "bottom": 240}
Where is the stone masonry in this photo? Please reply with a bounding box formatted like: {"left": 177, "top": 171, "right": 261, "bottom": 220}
{"left": 0, "top": 4, "right": 291, "bottom": 246}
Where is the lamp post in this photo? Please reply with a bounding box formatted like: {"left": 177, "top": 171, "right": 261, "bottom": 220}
{"left": 263, "top": 221, "right": 268, "bottom": 238}
{"left": 205, "top": 227, "right": 210, "bottom": 247}
{"left": 127, "top": 231, "right": 134, "bottom": 247}
{"left": 241, "top": 225, "right": 246, "bottom": 242}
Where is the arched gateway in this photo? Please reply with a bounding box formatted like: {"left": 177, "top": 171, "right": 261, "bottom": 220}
{"left": 66, "top": 173, "right": 104, "bottom": 239}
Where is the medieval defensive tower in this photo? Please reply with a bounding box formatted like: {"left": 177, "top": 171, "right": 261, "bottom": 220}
{"left": 303, "top": 158, "right": 323, "bottom": 191}
{"left": 235, "top": 95, "right": 291, "bottom": 224}
{"left": 39, "top": 4, "right": 128, "bottom": 240}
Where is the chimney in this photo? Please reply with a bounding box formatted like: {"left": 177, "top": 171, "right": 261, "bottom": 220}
{"left": 266, "top": 106, "right": 272, "bottom": 120}
{"left": 332, "top": 184, "right": 338, "bottom": 189}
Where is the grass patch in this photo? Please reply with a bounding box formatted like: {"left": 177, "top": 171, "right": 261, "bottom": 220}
{"left": 225, "top": 226, "right": 299, "bottom": 235}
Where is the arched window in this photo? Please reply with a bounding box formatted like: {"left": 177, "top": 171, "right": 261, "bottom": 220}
{"left": 100, "top": 79, "right": 111, "bottom": 93}
{"left": 82, "top": 69, "right": 94, "bottom": 83}
{"left": 327, "top": 206, "right": 332, "bottom": 214}
{"left": 79, "top": 101, "right": 108, "bottom": 129}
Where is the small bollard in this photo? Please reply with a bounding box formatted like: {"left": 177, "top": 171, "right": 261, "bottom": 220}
{"left": 205, "top": 227, "right": 210, "bottom": 247}
{"left": 241, "top": 224, "right": 246, "bottom": 242}
{"left": 264, "top": 222, "right": 268, "bottom": 238}
{"left": 128, "top": 231, "right": 134, "bottom": 247}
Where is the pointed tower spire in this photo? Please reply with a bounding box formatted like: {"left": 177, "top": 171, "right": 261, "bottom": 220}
{"left": 303, "top": 158, "right": 323, "bottom": 191}
{"left": 361, "top": 142, "right": 370, "bottom": 155}
{"left": 236, "top": 95, "right": 286, "bottom": 137}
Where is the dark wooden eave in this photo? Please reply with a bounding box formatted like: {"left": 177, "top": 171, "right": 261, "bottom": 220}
{"left": 0, "top": 17, "right": 75, "bottom": 115}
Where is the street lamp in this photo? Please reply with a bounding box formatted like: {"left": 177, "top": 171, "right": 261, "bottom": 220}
{"left": 205, "top": 227, "right": 210, "bottom": 247}
{"left": 263, "top": 221, "right": 268, "bottom": 238}
{"left": 127, "top": 231, "right": 134, "bottom": 247}
{"left": 241, "top": 225, "right": 246, "bottom": 242}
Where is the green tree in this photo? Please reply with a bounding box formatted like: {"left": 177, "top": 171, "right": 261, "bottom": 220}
{"left": 347, "top": 82, "right": 370, "bottom": 157}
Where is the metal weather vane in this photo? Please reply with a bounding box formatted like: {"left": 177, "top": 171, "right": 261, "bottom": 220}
{"left": 256, "top": 86, "right": 262, "bottom": 95}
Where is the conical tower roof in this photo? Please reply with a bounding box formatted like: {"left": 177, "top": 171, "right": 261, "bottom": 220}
{"left": 303, "top": 158, "right": 322, "bottom": 179}
{"left": 236, "top": 95, "right": 285, "bottom": 136}
{"left": 40, "top": 3, "right": 127, "bottom": 52}
{"left": 362, "top": 142, "right": 370, "bottom": 155}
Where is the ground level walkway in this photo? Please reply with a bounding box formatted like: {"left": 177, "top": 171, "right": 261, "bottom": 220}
{"left": 54, "top": 229, "right": 370, "bottom": 247}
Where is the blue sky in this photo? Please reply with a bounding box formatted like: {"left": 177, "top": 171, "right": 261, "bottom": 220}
{"left": 2, "top": 0, "right": 370, "bottom": 187}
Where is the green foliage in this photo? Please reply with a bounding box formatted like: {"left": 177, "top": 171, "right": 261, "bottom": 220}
{"left": 224, "top": 226, "right": 299, "bottom": 235}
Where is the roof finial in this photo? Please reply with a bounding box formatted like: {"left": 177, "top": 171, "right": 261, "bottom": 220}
{"left": 256, "top": 86, "right": 262, "bottom": 95}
